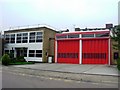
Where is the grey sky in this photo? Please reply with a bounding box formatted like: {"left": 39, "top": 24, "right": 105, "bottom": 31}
{"left": 0, "top": 0, "right": 119, "bottom": 31}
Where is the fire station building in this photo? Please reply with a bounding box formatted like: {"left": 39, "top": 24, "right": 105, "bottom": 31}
{"left": 55, "top": 29, "right": 111, "bottom": 65}
{"left": 4, "top": 25, "right": 57, "bottom": 62}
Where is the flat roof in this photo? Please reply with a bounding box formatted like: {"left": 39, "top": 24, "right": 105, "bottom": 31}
{"left": 56, "top": 29, "right": 110, "bottom": 36}
{"left": 4, "top": 24, "right": 59, "bottom": 33}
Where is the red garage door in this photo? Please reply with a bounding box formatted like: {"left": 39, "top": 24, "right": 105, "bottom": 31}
{"left": 57, "top": 40, "right": 79, "bottom": 64}
{"left": 82, "top": 39, "right": 109, "bottom": 64}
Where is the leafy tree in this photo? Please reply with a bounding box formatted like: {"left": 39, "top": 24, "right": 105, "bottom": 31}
{"left": 112, "top": 25, "right": 120, "bottom": 70}
{"left": 112, "top": 25, "right": 120, "bottom": 55}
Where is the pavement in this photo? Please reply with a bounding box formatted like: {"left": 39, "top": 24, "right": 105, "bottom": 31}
{"left": 12, "top": 63, "right": 119, "bottom": 76}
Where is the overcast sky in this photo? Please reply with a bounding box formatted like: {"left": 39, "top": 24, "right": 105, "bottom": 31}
{"left": 0, "top": 0, "right": 119, "bottom": 31}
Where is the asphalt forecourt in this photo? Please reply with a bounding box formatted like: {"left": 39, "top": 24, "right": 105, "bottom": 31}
{"left": 2, "top": 64, "right": 119, "bottom": 85}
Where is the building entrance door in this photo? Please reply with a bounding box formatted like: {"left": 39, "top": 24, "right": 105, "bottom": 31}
{"left": 15, "top": 48, "right": 27, "bottom": 57}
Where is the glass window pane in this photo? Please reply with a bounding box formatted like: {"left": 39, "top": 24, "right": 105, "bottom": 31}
{"left": 36, "top": 39, "right": 42, "bottom": 42}
{"left": 36, "top": 54, "right": 42, "bottom": 57}
{"left": 29, "top": 50, "right": 35, "bottom": 57}
{"left": 29, "top": 54, "right": 34, "bottom": 57}
{"left": 36, "top": 50, "right": 42, "bottom": 53}
{"left": 82, "top": 34, "right": 94, "bottom": 38}
{"left": 29, "top": 40, "right": 35, "bottom": 43}
{"left": 56, "top": 35, "right": 67, "bottom": 39}
{"left": 68, "top": 34, "right": 79, "bottom": 38}
{"left": 17, "top": 34, "right": 21, "bottom": 36}
{"left": 5, "top": 50, "right": 9, "bottom": 54}
{"left": 23, "top": 33, "right": 28, "bottom": 36}
{"left": 22, "top": 40, "right": 27, "bottom": 43}
{"left": 96, "top": 33, "right": 109, "bottom": 37}
{"left": 5, "top": 35, "right": 9, "bottom": 38}
{"left": 11, "top": 34, "right": 15, "bottom": 38}
{"left": 36, "top": 36, "right": 42, "bottom": 39}
{"left": 37, "top": 32, "right": 42, "bottom": 35}
{"left": 30, "top": 32, "right": 35, "bottom": 36}
{"left": 29, "top": 50, "right": 35, "bottom": 53}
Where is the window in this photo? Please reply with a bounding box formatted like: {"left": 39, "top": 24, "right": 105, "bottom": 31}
{"left": 29, "top": 32, "right": 35, "bottom": 43}
{"left": 36, "top": 32, "right": 42, "bottom": 42}
{"left": 29, "top": 50, "right": 35, "bottom": 57}
{"left": 5, "top": 35, "right": 10, "bottom": 43}
{"left": 37, "top": 32, "right": 42, "bottom": 35}
{"left": 22, "top": 33, "right": 28, "bottom": 43}
{"left": 17, "top": 33, "right": 28, "bottom": 43}
{"left": 96, "top": 33, "right": 109, "bottom": 37}
{"left": 29, "top": 50, "right": 42, "bottom": 57}
{"left": 68, "top": 34, "right": 79, "bottom": 38}
{"left": 29, "top": 32, "right": 43, "bottom": 43}
{"left": 56, "top": 35, "right": 67, "bottom": 39}
{"left": 10, "top": 50, "right": 14, "bottom": 57}
{"left": 17, "top": 33, "right": 22, "bottom": 43}
{"left": 10, "top": 34, "right": 15, "bottom": 43}
{"left": 36, "top": 50, "right": 42, "bottom": 57}
{"left": 4, "top": 50, "right": 9, "bottom": 54}
{"left": 82, "top": 34, "right": 94, "bottom": 38}
{"left": 24, "top": 49, "right": 27, "bottom": 57}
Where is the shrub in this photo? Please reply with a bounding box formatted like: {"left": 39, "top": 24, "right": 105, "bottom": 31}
{"left": 117, "top": 57, "right": 120, "bottom": 71}
{"left": 16, "top": 56, "right": 26, "bottom": 62}
{"left": 1, "top": 54, "right": 11, "bottom": 66}
{"left": 10, "top": 58, "right": 16, "bottom": 63}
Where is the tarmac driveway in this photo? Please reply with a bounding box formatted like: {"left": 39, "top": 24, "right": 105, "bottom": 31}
{"left": 12, "top": 63, "right": 119, "bottom": 76}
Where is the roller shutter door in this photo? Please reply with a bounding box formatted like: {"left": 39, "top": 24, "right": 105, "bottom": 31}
{"left": 82, "top": 39, "right": 109, "bottom": 64}
{"left": 57, "top": 40, "right": 79, "bottom": 64}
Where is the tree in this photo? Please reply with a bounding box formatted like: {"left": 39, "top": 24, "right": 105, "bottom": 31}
{"left": 112, "top": 25, "right": 120, "bottom": 70}
{"left": 112, "top": 25, "right": 120, "bottom": 55}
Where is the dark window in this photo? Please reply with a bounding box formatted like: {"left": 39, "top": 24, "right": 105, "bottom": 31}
{"left": 17, "top": 34, "right": 21, "bottom": 36}
{"left": 82, "top": 34, "right": 94, "bottom": 38}
{"left": 10, "top": 50, "right": 14, "bottom": 58}
{"left": 5, "top": 50, "right": 9, "bottom": 54}
{"left": 17, "top": 33, "right": 22, "bottom": 43}
{"left": 29, "top": 50, "right": 35, "bottom": 53}
{"left": 29, "top": 50, "right": 35, "bottom": 57}
{"left": 36, "top": 36, "right": 42, "bottom": 39}
{"left": 10, "top": 50, "right": 14, "bottom": 53}
{"left": 37, "top": 32, "right": 42, "bottom": 35}
{"left": 36, "top": 32, "right": 43, "bottom": 42}
{"left": 114, "top": 52, "right": 119, "bottom": 59}
{"left": 68, "top": 34, "right": 79, "bottom": 38}
{"left": 5, "top": 35, "right": 10, "bottom": 43}
{"left": 56, "top": 35, "right": 67, "bottom": 39}
{"left": 29, "top": 32, "right": 42, "bottom": 43}
{"left": 30, "top": 32, "right": 35, "bottom": 36}
{"left": 22, "top": 33, "right": 28, "bottom": 43}
{"left": 23, "top": 33, "right": 28, "bottom": 36}
{"left": 96, "top": 33, "right": 109, "bottom": 37}
{"left": 29, "top": 32, "right": 35, "bottom": 43}
{"left": 36, "top": 54, "right": 42, "bottom": 57}
{"left": 29, "top": 40, "right": 35, "bottom": 43}
{"left": 10, "top": 34, "right": 15, "bottom": 43}
{"left": 24, "top": 49, "right": 27, "bottom": 57}
{"left": 36, "top": 50, "right": 42, "bottom": 57}
{"left": 36, "top": 50, "right": 42, "bottom": 53}
{"left": 36, "top": 39, "right": 42, "bottom": 42}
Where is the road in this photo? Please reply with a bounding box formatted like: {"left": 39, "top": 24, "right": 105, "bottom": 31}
{"left": 2, "top": 71, "right": 118, "bottom": 88}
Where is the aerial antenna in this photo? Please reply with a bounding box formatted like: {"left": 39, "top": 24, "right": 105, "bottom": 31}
{"left": 73, "top": 24, "right": 75, "bottom": 31}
